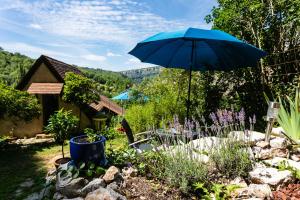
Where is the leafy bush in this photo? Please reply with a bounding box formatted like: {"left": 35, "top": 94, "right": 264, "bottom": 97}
{"left": 106, "top": 146, "right": 137, "bottom": 168}
{"left": 210, "top": 141, "right": 252, "bottom": 178}
{"left": 84, "top": 128, "right": 99, "bottom": 142}
{"left": 125, "top": 103, "right": 156, "bottom": 133}
{"left": 63, "top": 72, "right": 99, "bottom": 106}
{"left": 45, "top": 109, "right": 79, "bottom": 157}
{"left": 193, "top": 182, "right": 240, "bottom": 199}
{"left": 0, "top": 83, "right": 40, "bottom": 121}
{"left": 277, "top": 90, "right": 300, "bottom": 141}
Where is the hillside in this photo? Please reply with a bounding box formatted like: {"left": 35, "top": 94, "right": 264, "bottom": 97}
{"left": 0, "top": 48, "right": 132, "bottom": 96}
{"left": 0, "top": 48, "right": 34, "bottom": 87}
{"left": 120, "top": 66, "right": 161, "bottom": 83}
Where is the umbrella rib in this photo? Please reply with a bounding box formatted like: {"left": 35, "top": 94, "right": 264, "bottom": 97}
{"left": 165, "top": 40, "right": 186, "bottom": 67}
{"left": 140, "top": 39, "right": 178, "bottom": 63}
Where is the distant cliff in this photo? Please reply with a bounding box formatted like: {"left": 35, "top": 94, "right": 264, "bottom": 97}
{"left": 120, "top": 66, "right": 161, "bottom": 83}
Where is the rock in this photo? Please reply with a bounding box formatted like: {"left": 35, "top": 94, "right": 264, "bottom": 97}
{"left": 122, "top": 167, "right": 138, "bottom": 178}
{"left": 264, "top": 157, "right": 300, "bottom": 171}
{"left": 236, "top": 184, "right": 272, "bottom": 199}
{"left": 85, "top": 187, "right": 127, "bottom": 200}
{"left": 270, "top": 137, "right": 287, "bottom": 149}
{"left": 107, "top": 182, "right": 122, "bottom": 193}
{"left": 272, "top": 127, "right": 285, "bottom": 135}
{"left": 256, "top": 141, "right": 269, "bottom": 148}
{"left": 53, "top": 192, "right": 65, "bottom": 200}
{"left": 249, "top": 167, "right": 293, "bottom": 187}
{"left": 253, "top": 147, "right": 288, "bottom": 160}
{"left": 229, "top": 131, "right": 266, "bottom": 142}
{"left": 81, "top": 178, "right": 106, "bottom": 197}
{"left": 248, "top": 184, "right": 272, "bottom": 198}
{"left": 24, "top": 192, "right": 40, "bottom": 200}
{"left": 188, "top": 137, "right": 228, "bottom": 151}
{"left": 103, "top": 166, "right": 123, "bottom": 184}
{"left": 63, "top": 198, "right": 84, "bottom": 200}
{"left": 229, "top": 177, "right": 247, "bottom": 188}
{"left": 291, "top": 154, "right": 300, "bottom": 162}
{"left": 20, "top": 178, "right": 34, "bottom": 188}
{"left": 56, "top": 173, "right": 88, "bottom": 198}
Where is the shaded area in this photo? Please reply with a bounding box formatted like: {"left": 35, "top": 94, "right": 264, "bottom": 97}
{"left": 0, "top": 141, "right": 69, "bottom": 199}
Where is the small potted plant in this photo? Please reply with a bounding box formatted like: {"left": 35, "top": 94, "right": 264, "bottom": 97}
{"left": 70, "top": 128, "right": 107, "bottom": 166}
{"left": 45, "top": 109, "right": 79, "bottom": 168}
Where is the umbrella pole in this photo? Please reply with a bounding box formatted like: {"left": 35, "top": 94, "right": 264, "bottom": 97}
{"left": 186, "top": 66, "right": 192, "bottom": 120}
{"left": 186, "top": 40, "right": 195, "bottom": 120}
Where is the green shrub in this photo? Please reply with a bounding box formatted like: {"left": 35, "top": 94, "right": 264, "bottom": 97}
{"left": 210, "top": 141, "right": 252, "bottom": 178}
{"left": 139, "top": 151, "right": 209, "bottom": 194}
{"left": 125, "top": 103, "right": 156, "bottom": 133}
{"left": 0, "top": 83, "right": 40, "bottom": 121}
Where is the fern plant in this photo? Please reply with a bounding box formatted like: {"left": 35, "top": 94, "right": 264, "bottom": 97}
{"left": 277, "top": 90, "right": 300, "bottom": 142}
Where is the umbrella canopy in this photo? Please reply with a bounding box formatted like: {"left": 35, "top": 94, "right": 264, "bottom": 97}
{"left": 129, "top": 28, "right": 266, "bottom": 71}
{"left": 129, "top": 28, "right": 267, "bottom": 118}
{"left": 112, "top": 90, "right": 149, "bottom": 101}
{"left": 112, "top": 90, "right": 130, "bottom": 100}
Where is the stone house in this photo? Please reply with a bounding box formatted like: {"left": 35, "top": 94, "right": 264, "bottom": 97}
{"left": 0, "top": 55, "right": 123, "bottom": 138}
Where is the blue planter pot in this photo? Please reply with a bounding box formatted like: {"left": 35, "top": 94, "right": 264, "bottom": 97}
{"left": 70, "top": 135, "right": 107, "bottom": 166}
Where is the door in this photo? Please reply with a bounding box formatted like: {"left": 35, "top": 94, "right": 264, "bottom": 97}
{"left": 42, "top": 95, "right": 59, "bottom": 126}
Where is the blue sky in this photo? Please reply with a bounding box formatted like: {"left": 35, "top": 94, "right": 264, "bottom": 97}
{"left": 0, "top": 0, "right": 217, "bottom": 71}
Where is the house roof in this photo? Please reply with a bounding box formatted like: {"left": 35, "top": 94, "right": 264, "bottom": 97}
{"left": 90, "top": 95, "right": 124, "bottom": 115}
{"left": 17, "top": 55, "right": 82, "bottom": 89}
{"left": 27, "top": 83, "right": 64, "bottom": 94}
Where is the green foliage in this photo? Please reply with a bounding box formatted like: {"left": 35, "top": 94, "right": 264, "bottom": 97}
{"left": 277, "top": 90, "right": 300, "bottom": 141}
{"left": 125, "top": 68, "right": 206, "bottom": 132}
{"left": 278, "top": 160, "right": 300, "bottom": 180}
{"left": 84, "top": 128, "right": 99, "bottom": 143}
{"left": 0, "top": 49, "right": 34, "bottom": 87}
{"left": 193, "top": 182, "right": 240, "bottom": 200}
{"left": 0, "top": 83, "right": 41, "bottom": 121}
{"left": 204, "top": 0, "right": 300, "bottom": 130}
{"left": 211, "top": 142, "right": 252, "bottom": 178}
{"left": 106, "top": 146, "right": 137, "bottom": 167}
{"left": 101, "top": 127, "right": 119, "bottom": 140}
{"left": 61, "top": 161, "right": 106, "bottom": 179}
{"left": 139, "top": 151, "right": 209, "bottom": 194}
{"left": 45, "top": 109, "right": 78, "bottom": 157}
{"left": 63, "top": 72, "right": 99, "bottom": 106}
{"left": 81, "top": 67, "right": 132, "bottom": 97}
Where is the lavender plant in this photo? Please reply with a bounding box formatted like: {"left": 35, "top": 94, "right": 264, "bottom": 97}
{"left": 149, "top": 108, "right": 255, "bottom": 188}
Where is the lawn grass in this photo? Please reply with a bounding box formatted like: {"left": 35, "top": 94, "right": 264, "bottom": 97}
{"left": 0, "top": 135, "right": 127, "bottom": 199}
{"left": 0, "top": 143, "right": 69, "bottom": 200}
{"left": 106, "top": 134, "right": 127, "bottom": 150}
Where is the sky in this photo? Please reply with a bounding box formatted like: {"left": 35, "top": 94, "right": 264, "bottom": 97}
{"left": 0, "top": 0, "right": 218, "bottom": 71}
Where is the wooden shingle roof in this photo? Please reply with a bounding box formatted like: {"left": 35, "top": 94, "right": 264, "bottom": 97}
{"left": 90, "top": 95, "right": 124, "bottom": 115}
{"left": 17, "top": 55, "right": 82, "bottom": 89}
{"left": 27, "top": 83, "right": 64, "bottom": 94}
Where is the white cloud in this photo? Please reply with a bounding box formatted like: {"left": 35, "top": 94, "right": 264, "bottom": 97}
{"left": 0, "top": 42, "right": 69, "bottom": 58}
{"left": 81, "top": 54, "right": 106, "bottom": 62}
{"left": 29, "top": 23, "right": 42, "bottom": 30}
{"left": 127, "top": 57, "right": 140, "bottom": 64}
{"left": 1, "top": 0, "right": 209, "bottom": 48}
{"left": 106, "top": 51, "right": 121, "bottom": 57}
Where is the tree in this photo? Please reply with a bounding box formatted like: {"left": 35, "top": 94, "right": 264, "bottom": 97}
{"left": 45, "top": 109, "right": 78, "bottom": 158}
{"left": 62, "top": 72, "right": 99, "bottom": 127}
{"left": 0, "top": 83, "right": 40, "bottom": 121}
{"left": 204, "top": 0, "right": 300, "bottom": 129}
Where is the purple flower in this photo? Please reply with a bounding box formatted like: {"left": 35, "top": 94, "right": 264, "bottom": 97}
{"left": 209, "top": 113, "right": 218, "bottom": 124}
{"left": 238, "top": 108, "right": 245, "bottom": 123}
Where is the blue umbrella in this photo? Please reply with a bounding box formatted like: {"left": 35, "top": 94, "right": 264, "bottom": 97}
{"left": 112, "top": 90, "right": 149, "bottom": 101}
{"left": 129, "top": 28, "right": 267, "bottom": 118}
{"left": 112, "top": 90, "right": 130, "bottom": 100}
